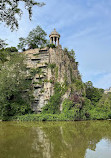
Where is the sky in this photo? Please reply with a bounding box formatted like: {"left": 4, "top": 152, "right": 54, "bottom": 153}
{"left": 1, "top": 0, "right": 111, "bottom": 89}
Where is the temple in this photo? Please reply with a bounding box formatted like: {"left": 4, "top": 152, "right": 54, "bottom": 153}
{"left": 49, "top": 29, "right": 60, "bottom": 46}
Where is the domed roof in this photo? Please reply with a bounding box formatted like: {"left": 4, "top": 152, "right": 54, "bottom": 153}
{"left": 49, "top": 29, "right": 60, "bottom": 37}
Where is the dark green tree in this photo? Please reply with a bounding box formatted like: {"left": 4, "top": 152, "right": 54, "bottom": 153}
{"left": 85, "top": 81, "right": 104, "bottom": 105}
{"left": 18, "top": 25, "right": 47, "bottom": 50}
{"left": 17, "top": 37, "right": 27, "bottom": 51}
{"left": 0, "top": 50, "right": 33, "bottom": 120}
{"left": 0, "top": 0, "right": 45, "bottom": 30}
{"left": 0, "top": 39, "right": 8, "bottom": 49}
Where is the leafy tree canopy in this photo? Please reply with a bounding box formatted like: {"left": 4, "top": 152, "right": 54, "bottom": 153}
{"left": 85, "top": 81, "right": 104, "bottom": 105}
{"left": 0, "top": 38, "right": 8, "bottom": 49}
{"left": 0, "top": 50, "right": 33, "bottom": 120}
{"left": 0, "top": 0, "right": 45, "bottom": 30}
{"left": 18, "top": 25, "right": 47, "bottom": 50}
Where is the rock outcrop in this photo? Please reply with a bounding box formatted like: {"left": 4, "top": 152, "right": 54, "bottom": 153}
{"left": 24, "top": 46, "right": 83, "bottom": 113}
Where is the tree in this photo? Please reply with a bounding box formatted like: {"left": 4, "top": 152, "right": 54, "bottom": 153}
{"left": 85, "top": 81, "right": 104, "bottom": 105}
{"left": 17, "top": 37, "right": 27, "bottom": 51}
{"left": 85, "top": 81, "right": 93, "bottom": 89}
{"left": 5, "top": 47, "right": 18, "bottom": 52}
{"left": 0, "top": 38, "right": 8, "bottom": 49}
{"left": 69, "top": 49, "right": 76, "bottom": 59}
{"left": 97, "top": 93, "right": 111, "bottom": 110}
{"left": 18, "top": 25, "right": 47, "bottom": 50}
{"left": 0, "top": 50, "right": 33, "bottom": 120}
{"left": 63, "top": 48, "right": 76, "bottom": 61}
{"left": 0, "top": 0, "right": 45, "bottom": 30}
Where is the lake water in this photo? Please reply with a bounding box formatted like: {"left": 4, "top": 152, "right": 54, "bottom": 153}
{"left": 0, "top": 121, "right": 111, "bottom": 158}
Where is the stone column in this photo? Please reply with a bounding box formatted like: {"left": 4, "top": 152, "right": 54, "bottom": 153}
{"left": 56, "top": 38, "right": 58, "bottom": 46}
{"left": 53, "top": 37, "right": 55, "bottom": 44}
{"left": 57, "top": 38, "right": 59, "bottom": 46}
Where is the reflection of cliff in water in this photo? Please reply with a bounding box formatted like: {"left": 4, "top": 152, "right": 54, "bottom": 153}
{"left": 31, "top": 127, "right": 53, "bottom": 158}
{"left": 30, "top": 121, "right": 111, "bottom": 158}
{"left": 0, "top": 121, "right": 111, "bottom": 158}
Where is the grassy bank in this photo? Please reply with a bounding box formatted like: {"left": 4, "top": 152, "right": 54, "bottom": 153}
{"left": 16, "top": 110, "right": 111, "bottom": 121}
{"left": 17, "top": 113, "right": 77, "bottom": 121}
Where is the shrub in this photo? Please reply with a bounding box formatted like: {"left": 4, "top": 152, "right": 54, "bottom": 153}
{"left": 42, "top": 82, "right": 62, "bottom": 114}
{"left": 108, "top": 113, "right": 111, "bottom": 119}
{"left": 47, "top": 44, "right": 56, "bottom": 48}
{"left": 5, "top": 47, "right": 18, "bottom": 52}
{"left": 62, "top": 99, "right": 73, "bottom": 113}
{"left": 48, "top": 63, "right": 56, "bottom": 69}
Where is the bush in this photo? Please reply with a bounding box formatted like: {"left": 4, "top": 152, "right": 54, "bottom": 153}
{"left": 16, "top": 113, "right": 79, "bottom": 121}
{"left": 0, "top": 47, "right": 18, "bottom": 53}
{"left": 47, "top": 44, "right": 56, "bottom": 48}
{"left": 0, "top": 52, "right": 32, "bottom": 121}
{"left": 62, "top": 99, "right": 81, "bottom": 120}
{"left": 42, "top": 82, "right": 68, "bottom": 114}
{"left": 108, "top": 113, "right": 111, "bottom": 119}
{"left": 62, "top": 99, "right": 73, "bottom": 113}
{"left": 48, "top": 63, "right": 56, "bottom": 69}
{"left": 5, "top": 47, "right": 18, "bottom": 52}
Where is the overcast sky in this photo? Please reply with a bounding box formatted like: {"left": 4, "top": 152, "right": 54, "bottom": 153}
{"left": 1, "top": 0, "right": 111, "bottom": 89}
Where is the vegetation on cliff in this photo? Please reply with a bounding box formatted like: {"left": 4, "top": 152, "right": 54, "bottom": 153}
{"left": 18, "top": 26, "right": 47, "bottom": 50}
{"left": 0, "top": 26, "right": 111, "bottom": 121}
{"left": 0, "top": 48, "right": 33, "bottom": 120}
{"left": 16, "top": 48, "right": 111, "bottom": 121}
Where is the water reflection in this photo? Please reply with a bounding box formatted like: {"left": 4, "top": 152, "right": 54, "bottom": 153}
{"left": 0, "top": 121, "right": 111, "bottom": 158}
{"left": 85, "top": 139, "right": 111, "bottom": 158}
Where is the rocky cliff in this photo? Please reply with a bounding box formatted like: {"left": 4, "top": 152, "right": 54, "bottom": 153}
{"left": 24, "top": 46, "right": 84, "bottom": 113}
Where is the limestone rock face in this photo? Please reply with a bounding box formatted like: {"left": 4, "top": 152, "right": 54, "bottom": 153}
{"left": 24, "top": 47, "right": 81, "bottom": 112}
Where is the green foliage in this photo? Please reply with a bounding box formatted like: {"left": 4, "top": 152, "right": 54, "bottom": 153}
{"left": 76, "top": 62, "right": 79, "bottom": 66}
{"left": 4, "top": 47, "right": 18, "bottom": 52}
{"left": 108, "top": 113, "right": 111, "bottom": 119}
{"left": 0, "top": 47, "right": 18, "bottom": 64}
{"left": 16, "top": 92, "right": 111, "bottom": 121}
{"left": 64, "top": 48, "right": 76, "bottom": 61}
{"left": 48, "top": 63, "right": 56, "bottom": 75}
{"left": 80, "top": 92, "right": 111, "bottom": 120}
{"left": 44, "top": 79, "right": 49, "bottom": 83}
{"left": 47, "top": 44, "right": 56, "bottom": 48}
{"left": 17, "top": 114, "right": 64, "bottom": 121}
{"left": 30, "top": 68, "right": 42, "bottom": 77}
{"left": 0, "top": 1, "right": 45, "bottom": 30}
{"left": 88, "top": 108, "right": 109, "bottom": 120}
{"left": 55, "top": 66, "right": 58, "bottom": 79}
{"left": 0, "top": 51, "right": 32, "bottom": 120}
{"left": 80, "top": 98, "right": 92, "bottom": 119}
{"left": 62, "top": 99, "right": 81, "bottom": 120}
{"left": 42, "top": 94, "right": 61, "bottom": 114}
{"left": 75, "top": 79, "right": 84, "bottom": 90}
{"left": 0, "top": 50, "right": 9, "bottom": 63}
{"left": 27, "top": 26, "right": 47, "bottom": 48}
{"left": 0, "top": 39, "right": 8, "bottom": 49}
{"left": 97, "top": 93, "right": 111, "bottom": 109}
{"left": 17, "top": 109, "right": 80, "bottom": 121}
{"left": 42, "top": 82, "right": 62, "bottom": 114}
{"left": 48, "top": 63, "right": 56, "bottom": 69}
{"left": 85, "top": 81, "right": 93, "bottom": 88}
{"left": 42, "top": 82, "right": 68, "bottom": 114}
{"left": 85, "top": 81, "right": 104, "bottom": 105}
{"left": 62, "top": 99, "right": 73, "bottom": 113}
{"left": 16, "top": 113, "right": 78, "bottom": 121}
{"left": 17, "top": 38, "right": 26, "bottom": 51}
{"left": 63, "top": 48, "right": 68, "bottom": 53}
{"left": 18, "top": 26, "right": 47, "bottom": 50}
